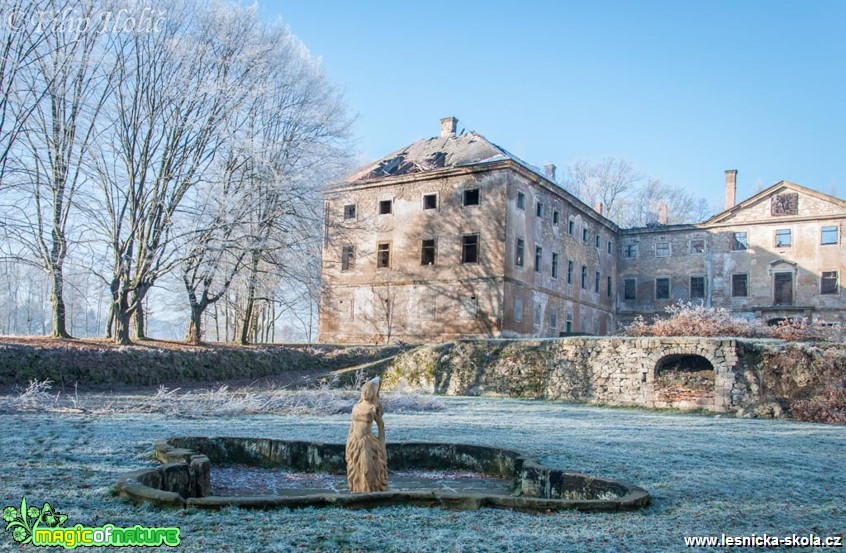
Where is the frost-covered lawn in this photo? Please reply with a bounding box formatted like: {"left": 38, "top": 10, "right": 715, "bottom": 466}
{"left": 1, "top": 398, "right": 844, "bottom": 552}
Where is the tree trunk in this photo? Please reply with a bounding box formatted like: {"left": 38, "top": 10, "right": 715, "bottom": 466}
{"left": 113, "top": 300, "right": 132, "bottom": 345}
{"left": 49, "top": 266, "right": 72, "bottom": 339}
{"left": 186, "top": 304, "right": 204, "bottom": 345}
{"left": 239, "top": 254, "right": 259, "bottom": 345}
{"left": 132, "top": 285, "right": 150, "bottom": 340}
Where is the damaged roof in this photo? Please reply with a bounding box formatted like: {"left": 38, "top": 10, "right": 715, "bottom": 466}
{"left": 345, "top": 131, "right": 540, "bottom": 184}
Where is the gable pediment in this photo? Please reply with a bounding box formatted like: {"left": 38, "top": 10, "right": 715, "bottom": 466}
{"left": 706, "top": 181, "right": 846, "bottom": 225}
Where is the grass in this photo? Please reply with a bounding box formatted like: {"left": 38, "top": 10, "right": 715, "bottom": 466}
{"left": 0, "top": 397, "right": 844, "bottom": 552}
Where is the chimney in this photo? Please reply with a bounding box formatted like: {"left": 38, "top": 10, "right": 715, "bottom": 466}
{"left": 440, "top": 116, "right": 458, "bottom": 137}
{"left": 593, "top": 201, "right": 603, "bottom": 215}
{"left": 724, "top": 169, "right": 737, "bottom": 210}
{"left": 657, "top": 200, "right": 668, "bottom": 225}
{"left": 543, "top": 164, "right": 557, "bottom": 181}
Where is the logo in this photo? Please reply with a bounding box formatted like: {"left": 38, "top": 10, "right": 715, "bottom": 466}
{"left": 3, "top": 497, "right": 180, "bottom": 549}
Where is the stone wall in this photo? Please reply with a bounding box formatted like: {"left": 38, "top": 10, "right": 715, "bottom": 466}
{"left": 381, "top": 337, "right": 840, "bottom": 417}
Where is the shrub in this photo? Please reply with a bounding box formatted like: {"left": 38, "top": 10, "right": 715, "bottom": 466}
{"left": 624, "top": 301, "right": 839, "bottom": 341}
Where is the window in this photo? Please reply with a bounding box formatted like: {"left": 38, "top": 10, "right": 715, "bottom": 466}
{"left": 821, "top": 271, "right": 838, "bottom": 294}
{"left": 689, "top": 239, "right": 706, "bottom": 254}
{"left": 423, "top": 193, "right": 437, "bottom": 210}
{"left": 460, "top": 295, "right": 478, "bottom": 319}
{"left": 553, "top": 210, "right": 560, "bottom": 225}
{"left": 533, "top": 302, "right": 542, "bottom": 326}
{"left": 421, "top": 239, "right": 436, "bottom": 265}
{"left": 551, "top": 253, "right": 559, "bottom": 279}
{"left": 516, "top": 192, "right": 525, "bottom": 210}
{"left": 655, "top": 242, "right": 671, "bottom": 257}
{"left": 515, "top": 238, "right": 525, "bottom": 267}
{"left": 581, "top": 265, "right": 587, "bottom": 289}
{"left": 607, "top": 240, "right": 612, "bottom": 254}
{"left": 463, "top": 188, "right": 480, "bottom": 206}
{"left": 732, "top": 274, "right": 748, "bottom": 297}
{"left": 690, "top": 276, "right": 705, "bottom": 299}
{"left": 376, "top": 242, "right": 390, "bottom": 269}
{"left": 534, "top": 246, "right": 542, "bottom": 272}
{"left": 536, "top": 202, "right": 544, "bottom": 218}
{"left": 341, "top": 245, "right": 355, "bottom": 271}
{"left": 623, "top": 244, "right": 638, "bottom": 258}
{"left": 655, "top": 277, "right": 670, "bottom": 300}
{"left": 623, "top": 279, "right": 636, "bottom": 300}
{"left": 582, "top": 228, "right": 589, "bottom": 243}
{"left": 595, "top": 235, "right": 601, "bottom": 249}
{"left": 594, "top": 271, "right": 600, "bottom": 294}
{"left": 514, "top": 297, "right": 523, "bottom": 322}
{"left": 731, "top": 231, "right": 748, "bottom": 251}
{"left": 568, "top": 219, "right": 575, "bottom": 235}
{"left": 567, "top": 260, "right": 574, "bottom": 285}
{"left": 378, "top": 199, "right": 392, "bottom": 215}
{"left": 607, "top": 276, "right": 612, "bottom": 297}
{"left": 775, "top": 229, "right": 791, "bottom": 248}
{"left": 550, "top": 309, "right": 558, "bottom": 329}
{"left": 821, "top": 225, "right": 838, "bottom": 245}
{"left": 343, "top": 204, "right": 356, "bottom": 220}
{"left": 566, "top": 312, "right": 573, "bottom": 333}
{"left": 462, "top": 234, "right": 479, "bottom": 263}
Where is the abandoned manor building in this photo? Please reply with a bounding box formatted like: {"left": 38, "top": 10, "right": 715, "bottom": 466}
{"left": 319, "top": 117, "right": 846, "bottom": 343}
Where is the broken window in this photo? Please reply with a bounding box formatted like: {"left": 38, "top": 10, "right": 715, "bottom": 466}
{"left": 462, "top": 234, "right": 479, "bottom": 263}
{"left": 775, "top": 229, "right": 792, "bottom": 248}
{"left": 581, "top": 265, "right": 588, "bottom": 289}
{"left": 553, "top": 210, "right": 560, "bottom": 225}
{"left": 551, "top": 253, "right": 559, "bottom": 279}
{"left": 655, "top": 277, "right": 671, "bottom": 300}
{"left": 515, "top": 238, "right": 525, "bottom": 267}
{"left": 607, "top": 276, "right": 612, "bottom": 298}
{"left": 517, "top": 192, "right": 525, "bottom": 210}
{"left": 595, "top": 235, "right": 601, "bottom": 249}
{"left": 821, "top": 225, "right": 838, "bottom": 245}
{"left": 423, "top": 193, "right": 437, "bottom": 210}
{"left": 421, "top": 239, "right": 436, "bottom": 266}
{"left": 623, "top": 244, "right": 638, "bottom": 258}
{"left": 514, "top": 297, "right": 523, "bottom": 323}
{"left": 582, "top": 228, "right": 589, "bottom": 243}
{"left": 689, "top": 239, "right": 706, "bottom": 254}
{"left": 595, "top": 271, "right": 600, "bottom": 294}
{"left": 343, "top": 204, "right": 356, "bottom": 220}
{"left": 379, "top": 199, "right": 392, "bottom": 215}
{"left": 655, "top": 242, "right": 671, "bottom": 257}
{"left": 821, "top": 271, "right": 839, "bottom": 295}
{"left": 732, "top": 274, "right": 748, "bottom": 297}
{"left": 690, "top": 276, "right": 705, "bottom": 299}
{"left": 376, "top": 242, "right": 390, "bottom": 269}
{"left": 534, "top": 246, "right": 542, "bottom": 273}
{"left": 341, "top": 245, "right": 355, "bottom": 272}
{"left": 568, "top": 219, "right": 575, "bottom": 235}
{"left": 731, "top": 231, "right": 748, "bottom": 251}
{"left": 536, "top": 202, "right": 544, "bottom": 218}
{"left": 567, "top": 260, "right": 574, "bottom": 284}
{"left": 607, "top": 240, "right": 613, "bottom": 254}
{"left": 623, "top": 278, "right": 636, "bottom": 300}
{"left": 565, "top": 312, "right": 573, "bottom": 333}
{"left": 460, "top": 295, "right": 478, "bottom": 319}
{"left": 463, "top": 188, "right": 480, "bottom": 206}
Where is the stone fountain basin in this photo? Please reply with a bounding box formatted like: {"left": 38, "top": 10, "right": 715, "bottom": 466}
{"left": 115, "top": 437, "right": 650, "bottom": 512}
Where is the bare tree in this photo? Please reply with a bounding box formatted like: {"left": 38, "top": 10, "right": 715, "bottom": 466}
{"left": 4, "top": 0, "right": 113, "bottom": 338}
{"left": 563, "top": 158, "right": 644, "bottom": 221}
{"left": 88, "top": 1, "right": 267, "bottom": 344}
{"left": 619, "top": 177, "right": 713, "bottom": 227}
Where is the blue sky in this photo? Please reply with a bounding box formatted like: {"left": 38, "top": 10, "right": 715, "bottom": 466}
{"left": 259, "top": 0, "right": 845, "bottom": 211}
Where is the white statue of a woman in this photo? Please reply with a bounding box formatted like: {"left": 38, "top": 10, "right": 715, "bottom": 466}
{"left": 345, "top": 376, "right": 388, "bottom": 492}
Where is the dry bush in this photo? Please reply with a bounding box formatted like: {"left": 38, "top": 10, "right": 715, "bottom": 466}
{"left": 790, "top": 383, "right": 846, "bottom": 424}
{"left": 0, "top": 380, "right": 58, "bottom": 412}
{"left": 624, "top": 301, "right": 838, "bottom": 341}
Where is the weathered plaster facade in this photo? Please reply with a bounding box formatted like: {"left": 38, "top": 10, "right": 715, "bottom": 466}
{"left": 320, "top": 119, "right": 846, "bottom": 344}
